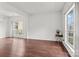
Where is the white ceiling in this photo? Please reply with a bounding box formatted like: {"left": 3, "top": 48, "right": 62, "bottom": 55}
{"left": 7, "top": 2, "right": 65, "bottom": 15}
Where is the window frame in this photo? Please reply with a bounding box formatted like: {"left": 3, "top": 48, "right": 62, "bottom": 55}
{"left": 65, "top": 4, "right": 75, "bottom": 53}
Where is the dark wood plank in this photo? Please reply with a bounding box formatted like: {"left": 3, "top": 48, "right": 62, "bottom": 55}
{"left": 0, "top": 38, "right": 70, "bottom": 57}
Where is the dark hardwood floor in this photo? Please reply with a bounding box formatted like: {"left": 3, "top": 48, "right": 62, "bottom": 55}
{"left": 0, "top": 38, "right": 70, "bottom": 57}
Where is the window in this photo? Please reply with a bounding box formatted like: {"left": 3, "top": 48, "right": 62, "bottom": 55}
{"left": 67, "top": 10, "right": 74, "bottom": 46}
{"left": 65, "top": 4, "right": 75, "bottom": 51}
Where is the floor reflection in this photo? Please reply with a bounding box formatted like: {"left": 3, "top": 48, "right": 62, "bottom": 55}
{"left": 0, "top": 38, "right": 27, "bottom": 57}
{"left": 11, "top": 38, "right": 26, "bottom": 56}
{"left": 0, "top": 38, "right": 69, "bottom": 57}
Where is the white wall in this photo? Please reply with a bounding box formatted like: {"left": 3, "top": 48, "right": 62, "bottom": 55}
{"left": 28, "top": 12, "right": 63, "bottom": 41}
{"left": 0, "top": 16, "right": 8, "bottom": 38}
{"left": 62, "top": 2, "right": 74, "bottom": 56}
{"left": 75, "top": 3, "right": 79, "bottom": 57}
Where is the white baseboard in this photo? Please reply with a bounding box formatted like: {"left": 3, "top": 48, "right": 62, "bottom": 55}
{"left": 27, "top": 37, "right": 58, "bottom": 41}
{"left": 0, "top": 36, "right": 6, "bottom": 38}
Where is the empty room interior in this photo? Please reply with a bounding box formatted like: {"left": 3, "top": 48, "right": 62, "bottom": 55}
{"left": 0, "top": 2, "right": 79, "bottom": 57}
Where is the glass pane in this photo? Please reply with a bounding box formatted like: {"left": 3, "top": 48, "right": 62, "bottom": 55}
{"left": 68, "top": 38, "right": 73, "bottom": 45}
{"left": 68, "top": 32, "right": 73, "bottom": 37}
{"left": 67, "top": 9, "right": 74, "bottom": 46}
